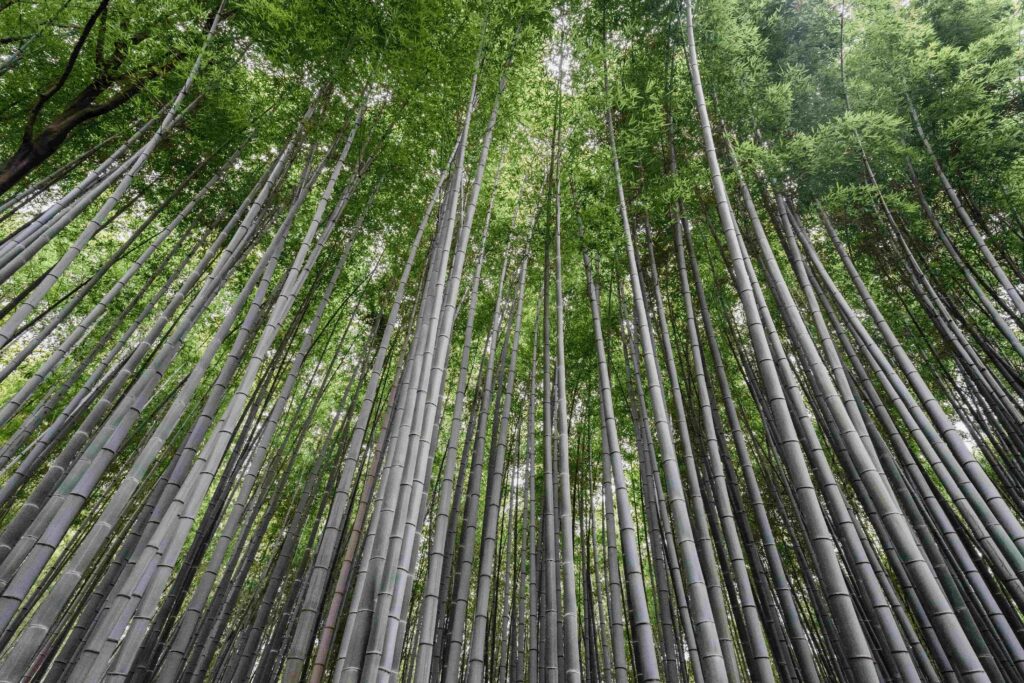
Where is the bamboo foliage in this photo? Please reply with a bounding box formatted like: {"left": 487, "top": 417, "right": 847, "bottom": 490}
{"left": 0, "top": 0, "right": 1022, "bottom": 681}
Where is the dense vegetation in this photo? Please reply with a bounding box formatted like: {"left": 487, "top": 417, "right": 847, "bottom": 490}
{"left": 0, "top": 0, "right": 1022, "bottom": 680}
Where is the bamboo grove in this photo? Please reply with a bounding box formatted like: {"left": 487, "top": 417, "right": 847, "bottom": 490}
{"left": 0, "top": 0, "right": 1022, "bottom": 679}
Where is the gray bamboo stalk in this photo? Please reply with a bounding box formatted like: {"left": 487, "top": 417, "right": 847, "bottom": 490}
{"left": 437, "top": 253, "right": 511, "bottom": 682}
{"left": 582, "top": 245, "right": 661, "bottom": 682}
{"left": 680, "top": 222, "right": 820, "bottom": 683}
{"left": 0, "top": 109, "right": 166, "bottom": 270}
{"left": 603, "top": 54, "right": 730, "bottom": 679}
{"left": 648, "top": 223, "right": 773, "bottom": 682}
{"left": 412, "top": 174, "right": 499, "bottom": 681}
{"left": 796, "top": 216, "right": 1024, "bottom": 587}
{"left": 677, "top": 0, "right": 877, "bottom": 676}
{"left": 0, "top": 3, "right": 225, "bottom": 346}
{"left": 277, "top": 165, "right": 444, "bottom": 683}
{"left": 156, "top": 174, "right": 366, "bottom": 682}
{"left": 375, "top": 66, "right": 510, "bottom": 676}
{"left": 818, "top": 210, "right": 1024, "bottom": 557}
{"left": 465, "top": 255, "right": 529, "bottom": 682}
{"left": 66, "top": 107, "right": 355, "bottom": 680}
{"left": 0, "top": 149, "right": 283, "bottom": 626}
{"left": 552, "top": 183, "right": 583, "bottom": 683}
{"left": 907, "top": 97, "right": 1024, "bottom": 317}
